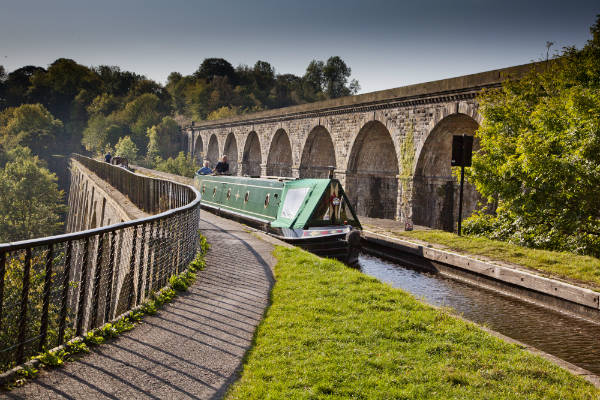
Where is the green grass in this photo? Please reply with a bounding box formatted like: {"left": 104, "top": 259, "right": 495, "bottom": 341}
{"left": 384, "top": 229, "right": 600, "bottom": 290}
{"left": 226, "top": 247, "right": 599, "bottom": 400}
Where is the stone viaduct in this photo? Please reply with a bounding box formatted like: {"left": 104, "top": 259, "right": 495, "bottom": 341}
{"left": 182, "top": 63, "right": 534, "bottom": 230}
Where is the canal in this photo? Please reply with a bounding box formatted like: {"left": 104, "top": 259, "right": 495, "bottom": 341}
{"left": 359, "top": 253, "right": 600, "bottom": 375}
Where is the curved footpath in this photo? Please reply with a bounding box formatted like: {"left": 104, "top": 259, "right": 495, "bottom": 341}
{"left": 6, "top": 212, "right": 275, "bottom": 399}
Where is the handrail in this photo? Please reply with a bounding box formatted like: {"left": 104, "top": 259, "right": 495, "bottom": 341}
{"left": 0, "top": 154, "right": 202, "bottom": 370}
{"left": 0, "top": 155, "right": 201, "bottom": 252}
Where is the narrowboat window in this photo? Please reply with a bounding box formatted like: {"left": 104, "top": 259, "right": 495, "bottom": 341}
{"left": 264, "top": 194, "right": 270, "bottom": 208}
{"left": 280, "top": 187, "right": 310, "bottom": 219}
{"left": 244, "top": 191, "right": 250, "bottom": 203}
{"left": 213, "top": 187, "right": 217, "bottom": 197}
{"left": 227, "top": 189, "right": 231, "bottom": 200}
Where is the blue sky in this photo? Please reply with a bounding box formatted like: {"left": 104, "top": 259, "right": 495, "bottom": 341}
{"left": 1, "top": 0, "right": 598, "bottom": 93}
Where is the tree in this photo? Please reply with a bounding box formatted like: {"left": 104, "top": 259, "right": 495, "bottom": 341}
{"left": 82, "top": 113, "right": 125, "bottom": 154}
{"left": 465, "top": 15, "right": 600, "bottom": 256}
{"left": 114, "top": 136, "right": 138, "bottom": 161}
{"left": 116, "top": 93, "right": 164, "bottom": 152}
{"left": 323, "top": 56, "right": 352, "bottom": 98}
{"left": 155, "top": 151, "right": 199, "bottom": 178}
{"left": 0, "top": 146, "right": 65, "bottom": 241}
{"left": 206, "top": 106, "right": 240, "bottom": 121}
{"left": 194, "top": 58, "right": 237, "bottom": 83}
{"left": 2, "top": 65, "right": 46, "bottom": 108}
{"left": 146, "top": 116, "right": 180, "bottom": 161}
{"left": 0, "top": 103, "right": 63, "bottom": 157}
{"left": 303, "top": 60, "right": 325, "bottom": 100}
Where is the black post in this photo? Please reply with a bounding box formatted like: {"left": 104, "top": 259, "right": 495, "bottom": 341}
{"left": 58, "top": 241, "right": 73, "bottom": 345}
{"left": 104, "top": 232, "right": 116, "bottom": 323}
{"left": 76, "top": 237, "right": 91, "bottom": 336}
{"left": 16, "top": 248, "right": 32, "bottom": 364}
{"left": 90, "top": 233, "right": 104, "bottom": 329}
{"left": 39, "top": 244, "right": 54, "bottom": 352}
{"left": 0, "top": 251, "right": 5, "bottom": 333}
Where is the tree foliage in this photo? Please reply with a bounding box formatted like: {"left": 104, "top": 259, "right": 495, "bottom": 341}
{"left": 154, "top": 151, "right": 199, "bottom": 178}
{"left": 114, "top": 136, "right": 138, "bottom": 161}
{"left": 0, "top": 146, "right": 65, "bottom": 241}
{"left": 465, "top": 15, "right": 600, "bottom": 256}
{"left": 0, "top": 103, "right": 63, "bottom": 157}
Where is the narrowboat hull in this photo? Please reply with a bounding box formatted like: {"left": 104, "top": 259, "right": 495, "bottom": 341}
{"left": 195, "top": 175, "right": 362, "bottom": 266}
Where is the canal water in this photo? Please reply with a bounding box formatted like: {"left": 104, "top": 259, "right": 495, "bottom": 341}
{"left": 359, "top": 253, "right": 600, "bottom": 375}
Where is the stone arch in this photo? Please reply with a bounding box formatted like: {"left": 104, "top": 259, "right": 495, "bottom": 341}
{"left": 241, "top": 131, "right": 262, "bottom": 177}
{"left": 346, "top": 121, "right": 399, "bottom": 219}
{"left": 299, "top": 126, "right": 336, "bottom": 178}
{"left": 266, "top": 129, "right": 293, "bottom": 177}
{"left": 193, "top": 135, "right": 204, "bottom": 163}
{"left": 223, "top": 132, "right": 238, "bottom": 175}
{"left": 207, "top": 134, "right": 219, "bottom": 168}
{"left": 412, "top": 113, "right": 480, "bottom": 231}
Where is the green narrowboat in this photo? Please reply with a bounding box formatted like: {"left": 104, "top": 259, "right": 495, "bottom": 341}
{"left": 194, "top": 175, "right": 362, "bottom": 265}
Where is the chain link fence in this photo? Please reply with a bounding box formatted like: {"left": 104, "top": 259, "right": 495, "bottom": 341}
{"left": 0, "top": 155, "right": 201, "bottom": 371}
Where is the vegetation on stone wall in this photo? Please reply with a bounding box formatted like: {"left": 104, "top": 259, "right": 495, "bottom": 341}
{"left": 465, "top": 15, "right": 600, "bottom": 257}
{"left": 398, "top": 122, "right": 416, "bottom": 221}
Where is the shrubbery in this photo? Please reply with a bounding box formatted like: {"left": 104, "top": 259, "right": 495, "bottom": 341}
{"left": 465, "top": 16, "right": 600, "bottom": 257}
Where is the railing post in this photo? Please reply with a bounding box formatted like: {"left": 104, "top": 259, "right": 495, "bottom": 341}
{"left": 0, "top": 251, "right": 5, "bottom": 333}
{"left": 104, "top": 231, "right": 116, "bottom": 323}
{"left": 90, "top": 233, "right": 104, "bottom": 329}
{"left": 145, "top": 221, "right": 155, "bottom": 298}
{"left": 127, "top": 225, "right": 138, "bottom": 310}
{"left": 75, "top": 237, "right": 91, "bottom": 336}
{"left": 39, "top": 244, "right": 54, "bottom": 352}
{"left": 58, "top": 241, "right": 72, "bottom": 345}
{"left": 16, "top": 248, "right": 32, "bottom": 364}
{"left": 136, "top": 223, "right": 147, "bottom": 305}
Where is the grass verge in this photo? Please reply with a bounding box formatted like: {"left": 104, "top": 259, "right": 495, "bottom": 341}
{"left": 382, "top": 229, "right": 600, "bottom": 290}
{"left": 226, "top": 246, "right": 599, "bottom": 399}
{"left": 2, "top": 234, "right": 210, "bottom": 390}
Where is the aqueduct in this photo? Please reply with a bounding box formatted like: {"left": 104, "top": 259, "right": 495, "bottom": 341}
{"left": 184, "top": 63, "right": 534, "bottom": 229}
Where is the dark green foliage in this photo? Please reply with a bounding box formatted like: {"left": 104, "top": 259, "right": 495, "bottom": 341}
{"left": 154, "top": 151, "right": 200, "bottom": 178}
{"left": 0, "top": 146, "right": 65, "bottom": 241}
{"left": 465, "top": 16, "right": 600, "bottom": 257}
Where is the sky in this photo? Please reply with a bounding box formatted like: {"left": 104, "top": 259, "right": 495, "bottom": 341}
{"left": 0, "top": 0, "right": 598, "bottom": 93}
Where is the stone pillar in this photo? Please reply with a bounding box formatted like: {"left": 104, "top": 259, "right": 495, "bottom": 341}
{"left": 291, "top": 166, "right": 300, "bottom": 179}
{"left": 260, "top": 163, "right": 268, "bottom": 177}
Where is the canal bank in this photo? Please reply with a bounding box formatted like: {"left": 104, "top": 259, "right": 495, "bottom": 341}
{"left": 226, "top": 246, "right": 599, "bottom": 399}
{"left": 361, "top": 230, "right": 600, "bottom": 323}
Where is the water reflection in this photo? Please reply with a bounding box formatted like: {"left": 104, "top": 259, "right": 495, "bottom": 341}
{"left": 359, "top": 253, "right": 600, "bottom": 374}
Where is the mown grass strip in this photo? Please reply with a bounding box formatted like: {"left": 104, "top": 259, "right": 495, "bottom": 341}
{"left": 2, "top": 234, "right": 210, "bottom": 390}
{"left": 226, "top": 247, "right": 599, "bottom": 399}
{"left": 378, "top": 229, "right": 600, "bottom": 290}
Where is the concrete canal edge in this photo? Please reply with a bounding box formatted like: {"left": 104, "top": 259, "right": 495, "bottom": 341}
{"left": 362, "top": 230, "right": 600, "bottom": 389}
{"left": 362, "top": 230, "right": 600, "bottom": 321}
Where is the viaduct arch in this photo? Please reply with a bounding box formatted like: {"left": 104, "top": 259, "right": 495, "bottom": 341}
{"left": 299, "top": 126, "right": 336, "bottom": 178}
{"left": 266, "top": 129, "right": 293, "bottom": 177}
{"left": 182, "top": 63, "right": 534, "bottom": 230}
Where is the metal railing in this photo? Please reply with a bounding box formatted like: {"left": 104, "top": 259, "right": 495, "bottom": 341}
{"left": 0, "top": 155, "right": 201, "bottom": 370}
